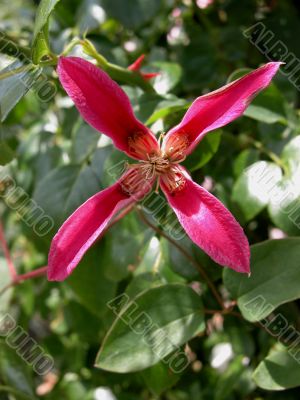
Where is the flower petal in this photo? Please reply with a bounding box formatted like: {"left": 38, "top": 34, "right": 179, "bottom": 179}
{"left": 48, "top": 170, "right": 153, "bottom": 281}
{"left": 163, "top": 62, "right": 281, "bottom": 156}
{"left": 160, "top": 171, "right": 250, "bottom": 273}
{"left": 57, "top": 56, "right": 159, "bottom": 159}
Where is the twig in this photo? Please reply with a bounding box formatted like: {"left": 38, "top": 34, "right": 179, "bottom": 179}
{"left": 0, "top": 266, "right": 48, "bottom": 297}
{"left": 136, "top": 208, "right": 225, "bottom": 309}
{"left": 16, "top": 266, "right": 48, "bottom": 283}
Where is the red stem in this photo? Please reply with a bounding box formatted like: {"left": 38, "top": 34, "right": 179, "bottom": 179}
{"left": 15, "top": 266, "right": 48, "bottom": 283}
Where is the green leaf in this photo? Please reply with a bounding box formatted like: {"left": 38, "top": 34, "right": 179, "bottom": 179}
{"left": 125, "top": 273, "right": 165, "bottom": 299}
{"left": 145, "top": 97, "right": 188, "bottom": 126}
{"left": 33, "top": 0, "right": 61, "bottom": 42}
{"left": 102, "top": 213, "right": 149, "bottom": 282}
{"left": 232, "top": 161, "right": 282, "bottom": 221}
{"left": 0, "top": 61, "right": 41, "bottom": 122}
{"left": 0, "top": 341, "right": 36, "bottom": 399}
{"left": 267, "top": 137, "right": 300, "bottom": 235}
{"left": 152, "top": 62, "right": 182, "bottom": 95}
{"left": 67, "top": 245, "right": 117, "bottom": 318}
{"left": 0, "top": 142, "right": 15, "bottom": 165}
{"left": 141, "top": 360, "right": 181, "bottom": 396}
{"left": 214, "top": 356, "right": 246, "bottom": 400}
{"left": 102, "top": 0, "right": 162, "bottom": 29}
{"left": 183, "top": 130, "right": 221, "bottom": 171}
{"left": 244, "top": 104, "right": 287, "bottom": 124}
{"left": 33, "top": 164, "right": 101, "bottom": 225}
{"left": 32, "top": 0, "right": 61, "bottom": 63}
{"left": 71, "top": 120, "right": 100, "bottom": 164}
{"left": 253, "top": 345, "right": 300, "bottom": 390}
{"left": 281, "top": 135, "right": 300, "bottom": 176}
{"left": 95, "top": 284, "right": 205, "bottom": 372}
{"left": 233, "top": 149, "right": 259, "bottom": 178}
{"left": 223, "top": 238, "right": 300, "bottom": 322}
{"left": 268, "top": 175, "right": 300, "bottom": 235}
{"left": 32, "top": 24, "right": 51, "bottom": 65}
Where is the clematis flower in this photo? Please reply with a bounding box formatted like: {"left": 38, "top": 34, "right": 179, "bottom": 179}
{"left": 128, "top": 54, "right": 160, "bottom": 81}
{"left": 48, "top": 57, "right": 281, "bottom": 281}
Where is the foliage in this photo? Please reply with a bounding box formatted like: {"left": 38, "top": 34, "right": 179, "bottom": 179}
{"left": 1, "top": 0, "right": 300, "bottom": 399}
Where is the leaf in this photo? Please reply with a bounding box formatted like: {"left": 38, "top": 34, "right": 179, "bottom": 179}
{"left": 101, "top": 0, "right": 162, "bottom": 29}
{"left": 233, "top": 149, "right": 259, "bottom": 178}
{"left": 71, "top": 120, "right": 100, "bottom": 164}
{"left": 268, "top": 175, "right": 300, "bottom": 235}
{"left": 268, "top": 137, "right": 300, "bottom": 235}
{"left": 281, "top": 135, "right": 300, "bottom": 176}
{"left": 67, "top": 245, "right": 117, "bottom": 318}
{"left": 32, "top": 24, "right": 51, "bottom": 65}
{"left": 32, "top": 0, "right": 61, "bottom": 63}
{"left": 102, "top": 213, "right": 150, "bottom": 282}
{"left": 0, "top": 341, "right": 36, "bottom": 399}
{"left": 145, "top": 97, "right": 188, "bottom": 126}
{"left": 232, "top": 161, "right": 282, "bottom": 221}
{"left": 33, "top": 164, "right": 102, "bottom": 226}
{"left": 125, "top": 273, "right": 165, "bottom": 300}
{"left": 253, "top": 345, "right": 300, "bottom": 390}
{"left": 141, "top": 360, "right": 182, "bottom": 396}
{"left": 152, "top": 62, "right": 182, "bottom": 95}
{"left": 223, "top": 238, "right": 300, "bottom": 322}
{"left": 214, "top": 356, "right": 246, "bottom": 400}
{"left": 0, "top": 142, "right": 15, "bottom": 165}
{"left": 183, "top": 130, "right": 221, "bottom": 171}
{"left": 95, "top": 284, "right": 205, "bottom": 372}
{"left": 0, "top": 61, "right": 41, "bottom": 122}
{"left": 33, "top": 0, "right": 61, "bottom": 42}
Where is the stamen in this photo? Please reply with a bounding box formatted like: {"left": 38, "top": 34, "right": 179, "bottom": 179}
{"left": 120, "top": 168, "right": 146, "bottom": 196}
{"left": 164, "top": 132, "right": 189, "bottom": 162}
{"left": 128, "top": 131, "right": 159, "bottom": 160}
{"left": 160, "top": 165, "right": 186, "bottom": 193}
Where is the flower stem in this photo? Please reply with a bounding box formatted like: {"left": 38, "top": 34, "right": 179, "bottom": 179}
{"left": 15, "top": 266, "right": 48, "bottom": 283}
{"left": 136, "top": 208, "right": 225, "bottom": 309}
{"left": 0, "top": 266, "right": 48, "bottom": 298}
{"left": 80, "top": 39, "right": 155, "bottom": 93}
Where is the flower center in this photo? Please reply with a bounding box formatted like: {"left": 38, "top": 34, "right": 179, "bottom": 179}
{"left": 139, "top": 153, "right": 171, "bottom": 179}
{"left": 124, "top": 131, "right": 187, "bottom": 195}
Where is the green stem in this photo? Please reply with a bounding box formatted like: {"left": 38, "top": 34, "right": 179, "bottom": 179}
{"left": 251, "top": 139, "right": 289, "bottom": 175}
{"left": 80, "top": 39, "right": 155, "bottom": 93}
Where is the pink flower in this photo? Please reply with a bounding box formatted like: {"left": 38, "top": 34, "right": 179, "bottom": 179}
{"left": 48, "top": 57, "right": 281, "bottom": 281}
{"left": 196, "top": 0, "right": 214, "bottom": 9}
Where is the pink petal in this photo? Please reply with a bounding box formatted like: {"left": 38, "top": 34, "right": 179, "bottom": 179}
{"left": 160, "top": 170, "right": 250, "bottom": 273}
{"left": 163, "top": 62, "right": 282, "bottom": 156}
{"left": 57, "top": 57, "right": 159, "bottom": 159}
{"left": 48, "top": 170, "right": 153, "bottom": 281}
